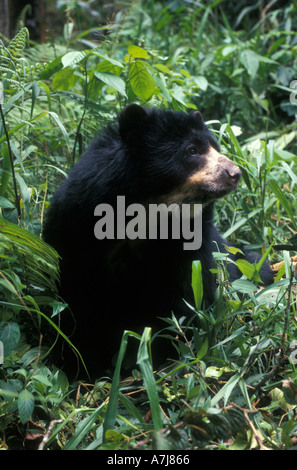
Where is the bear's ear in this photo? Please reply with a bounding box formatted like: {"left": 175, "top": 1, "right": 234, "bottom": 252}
{"left": 190, "top": 110, "right": 205, "bottom": 130}
{"left": 119, "top": 104, "right": 148, "bottom": 140}
{"left": 192, "top": 110, "right": 204, "bottom": 122}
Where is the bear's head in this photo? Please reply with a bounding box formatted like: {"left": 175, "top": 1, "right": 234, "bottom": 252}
{"left": 118, "top": 104, "right": 241, "bottom": 206}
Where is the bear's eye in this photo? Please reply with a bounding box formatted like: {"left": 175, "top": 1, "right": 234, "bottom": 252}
{"left": 187, "top": 145, "right": 199, "bottom": 156}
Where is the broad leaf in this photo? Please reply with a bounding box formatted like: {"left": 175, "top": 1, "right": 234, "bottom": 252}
{"left": 129, "top": 61, "right": 156, "bottom": 101}
{"left": 94, "top": 71, "right": 127, "bottom": 97}
{"left": 18, "top": 389, "right": 34, "bottom": 424}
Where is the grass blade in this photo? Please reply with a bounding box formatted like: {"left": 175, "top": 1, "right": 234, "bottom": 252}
{"left": 137, "top": 327, "right": 163, "bottom": 432}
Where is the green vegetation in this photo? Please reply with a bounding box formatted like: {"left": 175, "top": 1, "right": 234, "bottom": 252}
{"left": 1, "top": 0, "right": 297, "bottom": 450}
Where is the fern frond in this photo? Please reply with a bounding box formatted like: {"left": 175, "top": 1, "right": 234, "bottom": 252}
{"left": 0, "top": 216, "right": 60, "bottom": 293}
{"left": 8, "top": 27, "right": 29, "bottom": 57}
{"left": 0, "top": 76, "right": 21, "bottom": 88}
{"left": 15, "top": 5, "right": 32, "bottom": 32}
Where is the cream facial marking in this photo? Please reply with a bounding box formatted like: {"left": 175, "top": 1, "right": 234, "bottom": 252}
{"left": 162, "top": 146, "right": 241, "bottom": 207}
{"left": 188, "top": 147, "right": 240, "bottom": 185}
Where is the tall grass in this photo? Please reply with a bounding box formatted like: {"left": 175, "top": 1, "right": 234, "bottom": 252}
{"left": 0, "top": 0, "right": 297, "bottom": 450}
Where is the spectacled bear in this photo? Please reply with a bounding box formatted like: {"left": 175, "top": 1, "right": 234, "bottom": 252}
{"left": 43, "top": 104, "right": 273, "bottom": 377}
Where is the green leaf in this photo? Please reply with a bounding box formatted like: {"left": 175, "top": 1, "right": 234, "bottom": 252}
{"left": 18, "top": 389, "right": 34, "bottom": 423}
{"left": 225, "top": 245, "right": 244, "bottom": 255}
{"left": 197, "top": 338, "right": 208, "bottom": 361}
{"left": 128, "top": 45, "right": 149, "bottom": 59}
{"left": 269, "top": 180, "right": 297, "bottom": 230}
{"left": 155, "top": 64, "right": 171, "bottom": 74}
{"left": 235, "top": 259, "right": 261, "bottom": 283}
{"left": 0, "top": 196, "right": 14, "bottom": 209}
{"left": 32, "top": 374, "right": 52, "bottom": 388}
{"left": 137, "top": 328, "right": 163, "bottom": 432}
{"left": 205, "top": 366, "right": 228, "bottom": 378}
{"left": 196, "top": 6, "right": 211, "bottom": 52}
{"left": 20, "top": 347, "right": 49, "bottom": 367}
{"left": 215, "top": 325, "right": 247, "bottom": 348}
{"left": 0, "top": 216, "right": 60, "bottom": 292}
{"left": 0, "top": 322, "right": 20, "bottom": 356}
{"left": 46, "top": 111, "right": 71, "bottom": 148}
{"left": 0, "top": 122, "right": 27, "bottom": 147}
{"left": 211, "top": 373, "right": 240, "bottom": 406}
{"left": 231, "top": 279, "right": 258, "bottom": 294}
{"left": 119, "top": 391, "right": 145, "bottom": 424}
{"left": 192, "top": 260, "right": 203, "bottom": 309}
{"left": 63, "top": 405, "right": 105, "bottom": 450}
{"left": 39, "top": 55, "right": 63, "bottom": 80}
{"left": 103, "top": 329, "right": 141, "bottom": 441}
{"left": 62, "top": 50, "right": 88, "bottom": 68}
{"left": 30, "top": 80, "right": 39, "bottom": 118}
{"left": 194, "top": 75, "right": 208, "bottom": 91}
{"left": 282, "top": 380, "right": 297, "bottom": 406}
{"left": 92, "top": 51, "right": 124, "bottom": 68}
{"left": 52, "top": 67, "right": 76, "bottom": 91}
{"left": 240, "top": 49, "right": 259, "bottom": 79}
{"left": 223, "top": 208, "right": 262, "bottom": 238}
{"left": 52, "top": 369, "right": 69, "bottom": 393}
{"left": 221, "top": 45, "right": 238, "bottom": 57}
{"left": 281, "top": 161, "right": 297, "bottom": 186}
{"left": 104, "top": 429, "right": 127, "bottom": 447}
{"left": 94, "top": 71, "right": 127, "bottom": 97}
{"left": 1, "top": 82, "right": 33, "bottom": 115}
{"left": 129, "top": 61, "right": 156, "bottom": 101}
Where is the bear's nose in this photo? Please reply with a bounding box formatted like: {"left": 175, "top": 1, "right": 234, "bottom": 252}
{"left": 225, "top": 165, "right": 241, "bottom": 182}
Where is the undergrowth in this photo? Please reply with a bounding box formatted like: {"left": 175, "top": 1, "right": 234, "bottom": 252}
{"left": 0, "top": 0, "right": 297, "bottom": 450}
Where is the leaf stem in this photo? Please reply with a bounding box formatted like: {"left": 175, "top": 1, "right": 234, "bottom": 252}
{"left": 0, "top": 103, "right": 21, "bottom": 219}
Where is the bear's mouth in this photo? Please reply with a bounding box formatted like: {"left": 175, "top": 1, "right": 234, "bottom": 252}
{"left": 180, "top": 148, "right": 242, "bottom": 204}
{"left": 168, "top": 178, "right": 239, "bottom": 206}
{"left": 150, "top": 169, "right": 240, "bottom": 208}
{"left": 208, "top": 178, "right": 240, "bottom": 198}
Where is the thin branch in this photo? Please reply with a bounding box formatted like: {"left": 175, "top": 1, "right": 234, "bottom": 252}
{"left": 243, "top": 409, "right": 267, "bottom": 449}
{"left": 72, "top": 59, "right": 89, "bottom": 163}
{"left": 0, "top": 102, "right": 21, "bottom": 218}
{"left": 38, "top": 419, "right": 63, "bottom": 450}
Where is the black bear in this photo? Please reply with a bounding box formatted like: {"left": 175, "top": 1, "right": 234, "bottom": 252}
{"left": 43, "top": 104, "right": 273, "bottom": 377}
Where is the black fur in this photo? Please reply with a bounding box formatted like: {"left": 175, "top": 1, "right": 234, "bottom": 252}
{"left": 43, "top": 105, "right": 273, "bottom": 377}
